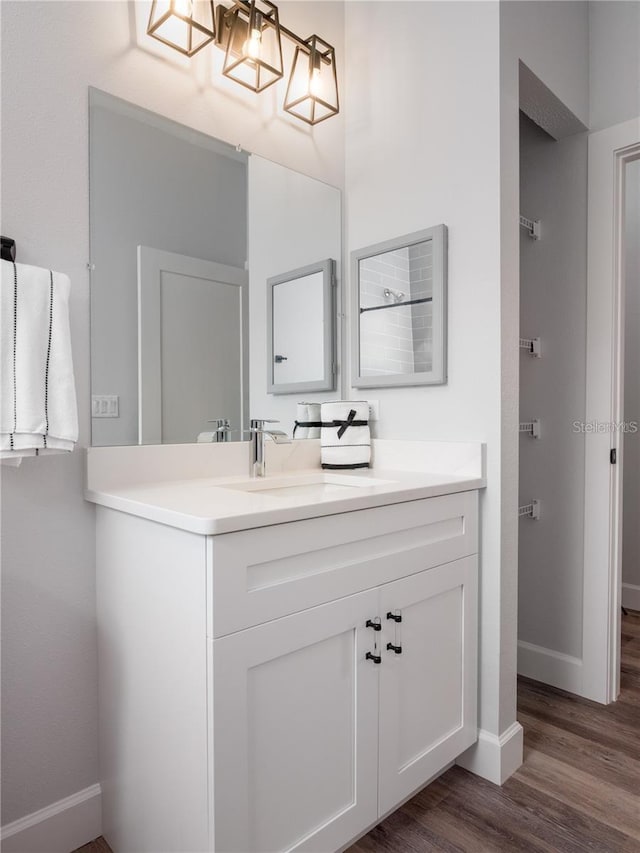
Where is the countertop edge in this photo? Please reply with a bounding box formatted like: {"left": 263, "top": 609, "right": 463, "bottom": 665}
{"left": 85, "top": 476, "right": 486, "bottom": 535}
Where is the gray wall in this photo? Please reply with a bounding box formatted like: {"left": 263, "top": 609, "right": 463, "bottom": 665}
{"left": 90, "top": 94, "right": 247, "bottom": 446}
{"left": 518, "top": 113, "right": 588, "bottom": 659}
{"left": 623, "top": 159, "right": 640, "bottom": 605}
{"left": 589, "top": 1, "right": 640, "bottom": 132}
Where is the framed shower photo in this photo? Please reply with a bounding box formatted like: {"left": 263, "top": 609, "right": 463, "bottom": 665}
{"left": 351, "top": 225, "right": 448, "bottom": 388}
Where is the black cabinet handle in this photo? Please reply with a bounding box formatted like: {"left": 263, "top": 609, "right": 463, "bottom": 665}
{"left": 387, "top": 611, "right": 402, "bottom": 623}
{"left": 366, "top": 651, "right": 382, "bottom": 664}
{"left": 386, "top": 643, "right": 402, "bottom": 655}
{"left": 366, "top": 619, "right": 382, "bottom": 631}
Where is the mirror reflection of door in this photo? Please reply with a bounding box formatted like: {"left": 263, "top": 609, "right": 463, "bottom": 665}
{"left": 138, "top": 247, "right": 248, "bottom": 444}
{"left": 273, "top": 272, "right": 325, "bottom": 385}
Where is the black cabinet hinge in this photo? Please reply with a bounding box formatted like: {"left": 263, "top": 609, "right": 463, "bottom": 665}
{"left": 610, "top": 448, "right": 617, "bottom": 464}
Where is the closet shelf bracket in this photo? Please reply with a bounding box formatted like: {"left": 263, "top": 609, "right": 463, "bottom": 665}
{"left": 518, "top": 500, "right": 540, "bottom": 520}
{"left": 519, "top": 419, "right": 541, "bottom": 439}
{"left": 520, "top": 337, "right": 541, "bottom": 357}
{"left": 520, "top": 215, "right": 541, "bottom": 240}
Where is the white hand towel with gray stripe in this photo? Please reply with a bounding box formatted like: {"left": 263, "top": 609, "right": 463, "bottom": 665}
{"left": 320, "top": 401, "right": 370, "bottom": 469}
{"left": 294, "top": 402, "right": 322, "bottom": 439}
{"left": 1, "top": 260, "right": 78, "bottom": 461}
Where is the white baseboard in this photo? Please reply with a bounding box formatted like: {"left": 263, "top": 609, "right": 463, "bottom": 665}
{"left": 456, "top": 721, "right": 524, "bottom": 785}
{"left": 622, "top": 583, "right": 640, "bottom": 612}
{"left": 517, "top": 639, "right": 583, "bottom": 694}
{"left": 0, "top": 783, "right": 101, "bottom": 853}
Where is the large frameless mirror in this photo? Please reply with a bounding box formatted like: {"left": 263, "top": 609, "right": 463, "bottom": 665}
{"left": 351, "top": 226, "right": 448, "bottom": 388}
{"left": 89, "top": 88, "right": 342, "bottom": 446}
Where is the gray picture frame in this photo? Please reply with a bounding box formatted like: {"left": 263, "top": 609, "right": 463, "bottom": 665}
{"left": 351, "top": 225, "right": 448, "bottom": 389}
{"left": 267, "top": 258, "right": 337, "bottom": 395}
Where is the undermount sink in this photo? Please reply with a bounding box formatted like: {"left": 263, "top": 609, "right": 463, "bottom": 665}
{"left": 219, "top": 472, "right": 393, "bottom": 499}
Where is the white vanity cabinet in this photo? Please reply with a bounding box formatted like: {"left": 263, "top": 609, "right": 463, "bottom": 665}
{"left": 96, "top": 489, "right": 479, "bottom": 853}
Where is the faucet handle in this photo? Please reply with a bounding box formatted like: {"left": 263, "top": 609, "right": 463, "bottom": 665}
{"left": 250, "top": 418, "right": 280, "bottom": 430}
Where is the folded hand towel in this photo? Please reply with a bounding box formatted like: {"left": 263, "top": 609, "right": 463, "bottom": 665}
{"left": 293, "top": 402, "right": 322, "bottom": 440}
{"left": 320, "top": 401, "right": 370, "bottom": 469}
{"left": 1, "top": 260, "right": 78, "bottom": 459}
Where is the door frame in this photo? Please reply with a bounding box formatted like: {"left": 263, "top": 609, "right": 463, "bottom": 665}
{"left": 137, "top": 246, "right": 248, "bottom": 444}
{"left": 583, "top": 117, "right": 640, "bottom": 704}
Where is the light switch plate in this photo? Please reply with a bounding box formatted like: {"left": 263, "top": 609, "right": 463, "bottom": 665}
{"left": 92, "top": 395, "right": 119, "bottom": 418}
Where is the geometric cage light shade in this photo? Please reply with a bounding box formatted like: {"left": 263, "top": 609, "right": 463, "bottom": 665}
{"left": 220, "top": 0, "right": 284, "bottom": 93}
{"left": 283, "top": 35, "right": 339, "bottom": 126}
{"left": 146, "top": 0, "right": 340, "bottom": 126}
{"left": 147, "top": 0, "right": 216, "bottom": 58}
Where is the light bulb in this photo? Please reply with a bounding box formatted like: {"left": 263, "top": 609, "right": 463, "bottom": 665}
{"left": 309, "top": 66, "right": 322, "bottom": 97}
{"left": 244, "top": 29, "right": 262, "bottom": 59}
{"left": 172, "top": 0, "right": 192, "bottom": 17}
{"left": 243, "top": 9, "right": 263, "bottom": 61}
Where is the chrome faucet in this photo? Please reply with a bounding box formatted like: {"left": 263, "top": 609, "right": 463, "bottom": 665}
{"left": 250, "top": 418, "right": 291, "bottom": 478}
{"left": 207, "top": 418, "right": 232, "bottom": 442}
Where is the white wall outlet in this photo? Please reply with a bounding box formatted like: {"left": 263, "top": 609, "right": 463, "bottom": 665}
{"left": 92, "top": 395, "right": 119, "bottom": 418}
{"left": 367, "top": 400, "right": 380, "bottom": 421}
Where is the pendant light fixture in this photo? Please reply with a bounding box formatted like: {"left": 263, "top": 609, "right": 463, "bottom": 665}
{"left": 219, "top": 0, "right": 283, "bottom": 93}
{"left": 283, "top": 35, "right": 339, "bottom": 126}
{"left": 147, "top": 0, "right": 216, "bottom": 57}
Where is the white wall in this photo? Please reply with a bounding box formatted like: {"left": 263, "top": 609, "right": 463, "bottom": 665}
{"left": 248, "top": 155, "right": 342, "bottom": 431}
{"left": 503, "top": 2, "right": 590, "bottom": 128}
{"left": 0, "top": 0, "right": 344, "bottom": 827}
{"left": 344, "top": 1, "right": 515, "bottom": 759}
{"left": 589, "top": 1, "right": 640, "bottom": 132}
{"left": 518, "top": 114, "right": 588, "bottom": 662}
{"left": 623, "top": 158, "right": 640, "bottom": 609}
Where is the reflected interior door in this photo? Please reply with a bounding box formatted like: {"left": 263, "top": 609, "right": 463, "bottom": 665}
{"left": 138, "top": 246, "right": 248, "bottom": 444}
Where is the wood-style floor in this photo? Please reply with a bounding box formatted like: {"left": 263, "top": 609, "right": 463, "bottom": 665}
{"left": 75, "top": 610, "right": 640, "bottom": 853}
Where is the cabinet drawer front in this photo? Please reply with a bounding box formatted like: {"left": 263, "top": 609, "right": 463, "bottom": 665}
{"left": 211, "top": 590, "right": 379, "bottom": 853}
{"left": 209, "top": 491, "right": 478, "bottom": 637}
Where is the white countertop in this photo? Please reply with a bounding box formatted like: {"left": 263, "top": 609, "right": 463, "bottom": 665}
{"left": 85, "top": 440, "right": 486, "bottom": 535}
{"left": 85, "top": 468, "right": 485, "bottom": 535}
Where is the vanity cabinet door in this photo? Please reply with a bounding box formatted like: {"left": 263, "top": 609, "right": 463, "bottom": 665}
{"left": 378, "top": 555, "right": 478, "bottom": 815}
{"left": 211, "top": 590, "right": 380, "bottom": 853}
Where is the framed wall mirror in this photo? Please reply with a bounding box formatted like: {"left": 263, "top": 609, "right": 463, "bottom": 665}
{"left": 351, "top": 226, "right": 448, "bottom": 388}
{"left": 267, "top": 259, "right": 336, "bottom": 395}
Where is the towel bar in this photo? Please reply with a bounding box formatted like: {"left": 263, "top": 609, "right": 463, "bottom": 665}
{"left": 1, "top": 236, "right": 16, "bottom": 262}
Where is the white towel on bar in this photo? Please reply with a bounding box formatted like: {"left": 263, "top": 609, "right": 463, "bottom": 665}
{"left": 294, "top": 402, "right": 322, "bottom": 440}
{"left": 0, "top": 260, "right": 78, "bottom": 461}
{"left": 321, "top": 401, "right": 370, "bottom": 469}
